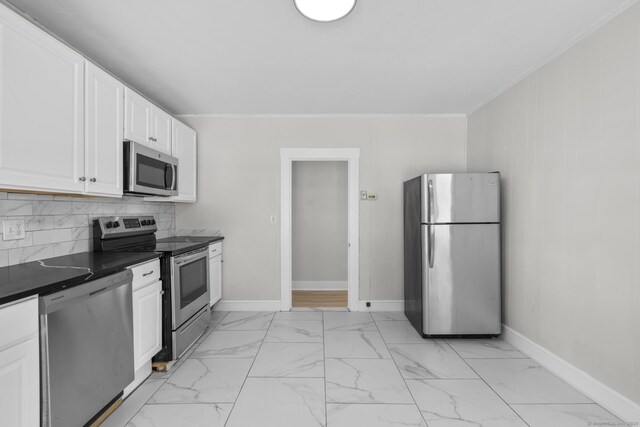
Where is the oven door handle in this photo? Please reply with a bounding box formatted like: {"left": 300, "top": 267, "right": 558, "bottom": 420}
{"left": 173, "top": 248, "right": 208, "bottom": 266}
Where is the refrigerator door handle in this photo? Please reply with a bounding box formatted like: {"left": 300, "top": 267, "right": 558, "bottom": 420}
{"left": 428, "top": 225, "right": 435, "bottom": 268}
{"left": 427, "top": 179, "right": 434, "bottom": 224}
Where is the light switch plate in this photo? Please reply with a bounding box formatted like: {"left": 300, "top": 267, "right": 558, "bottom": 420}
{"left": 3, "top": 219, "right": 26, "bottom": 240}
{"left": 360, "top": 191, "right": 368, "bottom": 200}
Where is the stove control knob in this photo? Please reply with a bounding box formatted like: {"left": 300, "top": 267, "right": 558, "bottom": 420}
{"left": 141, "top": 220, "right": 148, "bottom": 226}
{"left": 105, "top": 221, "right": 113, "bottom": 229}
{"left": 150, "top": 219, "right": 156, "bottom": 225}
{"left": 113, "top": 221, "right": 120, "bottom": 228}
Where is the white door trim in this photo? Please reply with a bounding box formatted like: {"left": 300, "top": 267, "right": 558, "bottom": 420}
{"left": 280, "top": 148, "right": 360, "bottom": 311}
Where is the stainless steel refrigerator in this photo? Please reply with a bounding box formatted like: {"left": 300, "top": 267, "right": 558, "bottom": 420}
{"left": 403, "top": 173, "right": 501, "bottom": 337}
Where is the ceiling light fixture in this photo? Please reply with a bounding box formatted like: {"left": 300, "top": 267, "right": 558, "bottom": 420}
{"left": 294, "top": 0, "right": 357, "bottom": 23}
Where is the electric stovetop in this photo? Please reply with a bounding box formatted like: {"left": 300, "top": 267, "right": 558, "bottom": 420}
{"left": 92, "top": 216, "right": 209, "bottom": 257}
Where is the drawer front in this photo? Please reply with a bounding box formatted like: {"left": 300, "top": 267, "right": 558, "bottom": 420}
{"left": 209, "top": 242, "right": 222, "bottom": 258}
{"left": 0, "top": 297, "right": 38, "bottom": 348}
{"left": 130, "top": 259, "right": 161, "bottom": 291}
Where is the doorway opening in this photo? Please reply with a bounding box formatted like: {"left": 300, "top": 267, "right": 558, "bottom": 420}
{"left": 280, "top": 148, "right": 360, "bottom": 311}
{"left": 291, "top": 161, "right": 348, "bottom": 308}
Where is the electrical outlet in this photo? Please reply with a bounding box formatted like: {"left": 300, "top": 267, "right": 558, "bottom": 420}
{"left": 270, "top": 214, "right": 278, "bottom": 225}
{"left": 3, "top": 219, "right": 26, "bottom": 240}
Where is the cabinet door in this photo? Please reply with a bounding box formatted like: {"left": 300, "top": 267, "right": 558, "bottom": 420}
{"left": 85, "top": 62, "right": 123, "bottom": 197}
{"left": 0, "top": 7, "right": 84, "bottom": 194}
{"left": 0, "top": 337, "right": 40, "bottom": 427}
{"left": 124, "top": 87, "right": 151, "bottom": 146}
{"left": 132, "top": 280, "right": 162, "bottom": 370}
{"left": 172, "top": 119, "right": 197, "bottom": 202}
{"left": 0, "top": 297, "right": 39, "bottom": 427}
{"left": 209, "top": 255, "right": 222, "bottom": 306}
{"left": 151, "top": 107, "right": 172, "bottom": 154}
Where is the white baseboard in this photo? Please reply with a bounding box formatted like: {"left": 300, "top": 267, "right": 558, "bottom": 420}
{"left": 502, "top": 324, "right": 640, "bottom": 423}
{"left": 212, "top": 300, "right": 281, "bottom": 311}
{"left": 212, "top": 299, "right": 404, "bottom": 312}
{"left": 292, "top": 281, "right": 348, "bottom": 290}
{"left": 358, "top": 300, "right": 404, "bottom": 312}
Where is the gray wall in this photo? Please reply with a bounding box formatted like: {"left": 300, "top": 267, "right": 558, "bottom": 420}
{"left": 175, "top": 115, "right": 467, "bottom": 302}
{"left": 467, "top": 3, "right": 640, "bottom": 405}
{"left": 0, "top": 192, "right": 175, "bottom": 267}
{"left": 292, "top": 161, "right": 347, "bottom": 287}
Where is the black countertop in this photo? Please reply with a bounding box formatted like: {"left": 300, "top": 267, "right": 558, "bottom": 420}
{"left": 0, "top": 251, "right": 160, "bottom": 306}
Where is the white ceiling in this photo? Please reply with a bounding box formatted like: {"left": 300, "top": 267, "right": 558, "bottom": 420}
{"left": 7, "top": 0, "right": 635, "bottom": 115}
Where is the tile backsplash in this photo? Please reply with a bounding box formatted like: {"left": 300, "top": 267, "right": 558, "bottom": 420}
{"left": 0, "top": 192, "right": 175, "bottom": 268}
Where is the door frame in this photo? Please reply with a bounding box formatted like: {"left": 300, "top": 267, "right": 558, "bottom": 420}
{"left": 280, "top": 148, "right": 360, "bottom": 311}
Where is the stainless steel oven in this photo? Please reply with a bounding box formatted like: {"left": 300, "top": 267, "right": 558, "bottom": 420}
{"left": 170, "top": 246, "right": 210, "bottom": 357}
{"left": 124, "top": 140, "right": 178, "bottom": 197}
{"left": 93, "top": 215, "right": 212, "bottom": 362}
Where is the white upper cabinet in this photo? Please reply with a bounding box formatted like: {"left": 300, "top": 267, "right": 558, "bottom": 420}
{"left": 145, "top": 118, "right": 197, "bottom": 203}
{"left": 85, "top": 62, "right": 124, "bottom": 197}
{"left": 124, "top": 87, "right": 150, "bottom": 147}
{"left": 0, "top": 6, "right": 85, "bottom": 194}
{"left": 152, "top": 108, "right": 172, "bottom": 155}
{"left": 172, "top": 119, "right": 197, "bottom": 202}
{"left": 125, "top": 88, "right": 172, "bottom": 155}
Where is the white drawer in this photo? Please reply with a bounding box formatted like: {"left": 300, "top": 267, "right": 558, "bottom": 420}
{"left": 209, "top": 242, "right": 222, "bottom": 258}
{"left": 0, "top": 296, "right": 38, "bottom": 347}
{"left": 129, "top": 259, "right": 161, "bottom": 291}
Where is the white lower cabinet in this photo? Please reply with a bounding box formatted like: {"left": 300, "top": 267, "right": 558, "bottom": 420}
{"left": 125, "top": 260, "right": 162, "bottom": 397}
{"left": 132, "top": 280, "right": 162, "bottom": 369}
{"left": 209, "top": 242, "right": 223, "bottom": 306}
{"left": 0, "top": 297, "right": 39, "bottom": 427}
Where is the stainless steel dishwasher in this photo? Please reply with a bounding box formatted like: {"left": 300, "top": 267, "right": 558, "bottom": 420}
{"left": 40, "top": 270, "right": 134, "bottom": 427}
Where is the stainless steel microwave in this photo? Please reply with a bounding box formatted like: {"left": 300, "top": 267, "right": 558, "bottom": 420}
{"left": 124, "top": 140, "right": 178, "bottom": 197}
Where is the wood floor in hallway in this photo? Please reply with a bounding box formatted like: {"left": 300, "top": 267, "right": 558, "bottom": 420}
{"left": 292, "top": 290, "right": 347, "bottom": 308}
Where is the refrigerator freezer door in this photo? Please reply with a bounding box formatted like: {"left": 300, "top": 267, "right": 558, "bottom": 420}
{"left": 422, "top": 223, "right": 501, "bottom": 335}
{"left": 421, "top": 173, "right": 500, "bottom": 224}
{"left": 403, "top": 176, "right": 424, "bottom": 333}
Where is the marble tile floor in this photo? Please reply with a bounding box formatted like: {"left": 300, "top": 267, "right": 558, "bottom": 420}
{"left": 104, "top": 310, "right": 623, "bottom": 427}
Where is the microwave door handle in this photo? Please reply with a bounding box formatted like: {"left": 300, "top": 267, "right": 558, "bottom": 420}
{"left": 164, "top": 164, "right": 172, "bottom": 190}
{"left": 172, "top": 164, "right": 177, "bottom": 190}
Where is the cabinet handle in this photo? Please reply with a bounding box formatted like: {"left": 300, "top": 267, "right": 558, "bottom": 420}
{"left": 142, "top": 270, "right": 154, "bottom": 277}
{"left": 79, "top": 177, "right": 86, "bottom": 182}
{"left": 90, "top": 178, "right": 97, "bottom": 182}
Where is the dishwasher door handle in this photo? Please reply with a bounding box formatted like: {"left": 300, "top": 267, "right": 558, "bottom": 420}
{"left": 40, "top": 269, "right": 133, "bottom": 314}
